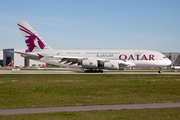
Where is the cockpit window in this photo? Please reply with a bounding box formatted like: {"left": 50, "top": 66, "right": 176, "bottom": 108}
{"left": 163, "top": 56, "right": 167, "bottom": 58}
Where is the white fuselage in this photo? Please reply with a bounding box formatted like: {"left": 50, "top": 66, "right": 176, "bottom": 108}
{"left": 34, "top": 49, "right": 171, "bottom": 69}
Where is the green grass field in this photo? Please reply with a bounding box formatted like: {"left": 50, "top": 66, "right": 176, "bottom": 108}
{"left": 1, "top": 108, "right": 180, "bottom": 120}
{"left": 0, "top": 74, "right": 180, "bottom": 109}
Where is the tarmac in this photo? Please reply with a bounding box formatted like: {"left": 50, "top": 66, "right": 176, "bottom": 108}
{"left": 1, "top": 103, "right": 180, "bottom": 115}
{"left": 0, "top": 70, "right": 180, "bottom": 74}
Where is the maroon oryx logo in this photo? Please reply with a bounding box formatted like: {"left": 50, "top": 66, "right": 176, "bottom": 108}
{"left": 18, "top": 24, "right": 45, "bottom": 52}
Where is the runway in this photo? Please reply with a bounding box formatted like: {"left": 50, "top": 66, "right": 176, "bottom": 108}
{"left": 0, "top": 70, "right": 180, "bottom": 74}
{"left": 0, "top": 103, "right": 180, "bottom": 115}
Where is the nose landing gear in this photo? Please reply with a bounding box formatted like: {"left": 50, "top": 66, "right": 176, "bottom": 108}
{"left": 158, "top": 68, "right": 163, "bottom": 73}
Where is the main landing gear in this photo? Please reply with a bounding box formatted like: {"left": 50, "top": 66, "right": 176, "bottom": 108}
{"left": 84, "top": 69, "right": 103, "bottom": 73}
{"left": 158, "top": 68, "right": 163, "bottom": 73}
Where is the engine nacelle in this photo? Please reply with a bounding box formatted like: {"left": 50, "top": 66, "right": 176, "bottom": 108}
{"left": 82, "top": 59, "right": 98, "bottom": 68}
{"left": 104, "top": 62, "right": 119, "bottom": 70}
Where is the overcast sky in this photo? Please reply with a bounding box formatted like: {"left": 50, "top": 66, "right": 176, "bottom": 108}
{"left": 0, "top": 0, "right": 180, "bottom": 52}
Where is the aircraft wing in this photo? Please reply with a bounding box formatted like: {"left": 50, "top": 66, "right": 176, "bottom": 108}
{"left": 53, "top": 56, "right": 135, "bottom": 68}
{"left": 53, "top": 56, "right": 110, "bottom": 65}
{"left": 53, "top": 56, "right": 87, "bottom": 62}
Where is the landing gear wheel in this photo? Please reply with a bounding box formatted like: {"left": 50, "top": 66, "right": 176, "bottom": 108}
{"left": 84, "top": 69, "right": 103, "bottom": 73}
{"left": 158, "top": 68, "right": 163, "bottom": 73}
{"left": 99, "top": 70, "right": 103, "bottom": 73}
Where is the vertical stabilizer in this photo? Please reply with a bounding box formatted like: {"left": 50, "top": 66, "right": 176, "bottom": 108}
{"left": 17, "top": 21, "right": 52, "bottom": 52}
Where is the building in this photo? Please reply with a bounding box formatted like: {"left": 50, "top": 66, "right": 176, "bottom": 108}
{"left": 0, "top": 50, "right": 3, "bottom": 66}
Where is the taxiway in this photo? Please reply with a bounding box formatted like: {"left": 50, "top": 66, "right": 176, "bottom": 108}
{"left": 0, "top": 103, "right": 180, "bottom": 115}
{"left": 0, "top": 70, "right": 180, "bottom": 74}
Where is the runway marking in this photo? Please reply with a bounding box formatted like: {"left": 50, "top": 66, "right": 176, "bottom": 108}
{"left": 0, "top": 103, "right": 180, "bottom": 115}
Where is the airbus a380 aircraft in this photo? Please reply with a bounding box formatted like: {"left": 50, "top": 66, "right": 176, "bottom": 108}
{"left": 10, "top": 21, "right": 171, "bottom": 73}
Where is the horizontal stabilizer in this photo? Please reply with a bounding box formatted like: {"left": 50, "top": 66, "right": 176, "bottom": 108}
{"left": 9, "top": 51, "right": 38, "bottom": 58}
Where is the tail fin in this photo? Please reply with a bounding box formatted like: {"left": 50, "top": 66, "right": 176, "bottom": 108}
{"left": 17, "top": 21, "right": 52, "bottom": 52}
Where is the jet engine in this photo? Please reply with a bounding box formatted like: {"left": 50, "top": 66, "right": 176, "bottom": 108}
{"left": 82, "top": 59, "right": 98, "bottom": 68}
{"left": 104, "top": 62, "right": 119, "bottom": 70}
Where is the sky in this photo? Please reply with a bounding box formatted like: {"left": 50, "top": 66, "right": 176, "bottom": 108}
{"left": 0, "top": 0, "right": 180, "bottom": 52}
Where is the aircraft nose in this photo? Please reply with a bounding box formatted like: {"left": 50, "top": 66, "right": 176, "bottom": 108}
{"left": 166, "top": 59, "right": 172, "bottom": 66}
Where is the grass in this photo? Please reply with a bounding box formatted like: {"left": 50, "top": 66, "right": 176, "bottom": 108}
{"left": 0, "top": 74, "right": 180, "bottom": 109}
{"left": 0, "top": 108, "right": 180, "bottom": 120}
